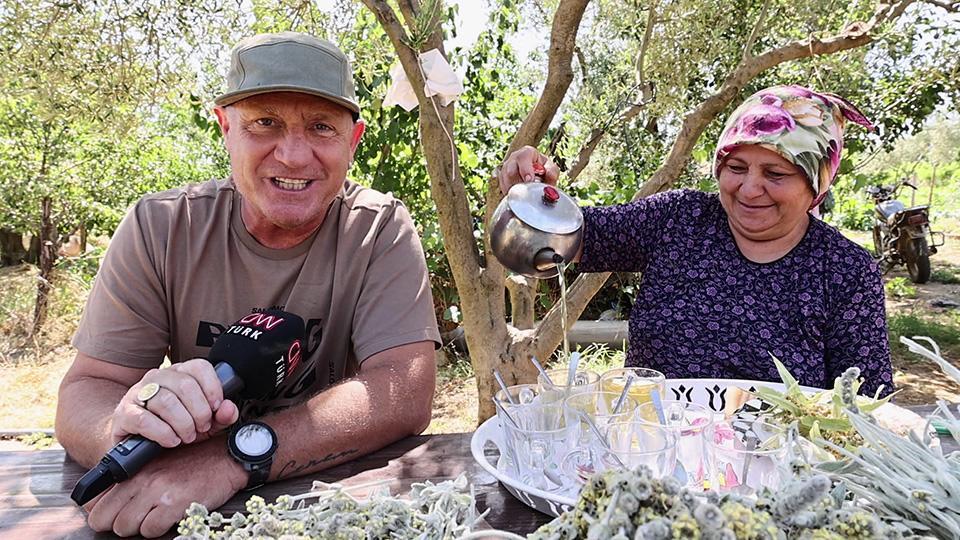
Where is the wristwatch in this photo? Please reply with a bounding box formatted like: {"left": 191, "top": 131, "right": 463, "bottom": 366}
{"left": 227, "top": 421, "right": 278, "bottom": 491}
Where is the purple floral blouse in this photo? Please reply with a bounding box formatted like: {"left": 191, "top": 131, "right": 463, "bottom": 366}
{"left": 579, "top": 189, "right": 894, "bottom": 396}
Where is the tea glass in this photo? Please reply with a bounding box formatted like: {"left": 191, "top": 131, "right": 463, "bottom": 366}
{"left": 596, "top": 421, "right": 677, "bottom": 479}
{"left": 494, "top": 382, "right": 542, "bottom": 431}
{"left": 707, "top": 418, "right": 789, "bottom": 496}
{"left": 499, "top": 401, "right": 578, "bottom": 492}
{"left": 537, "top": 368, "right": 600, "bottom": 405}
{"left": 599, "top": 367, "right": 666, "bottom": 410}
{"left": 637, "top": 400, "right": 715, "bottom": 490}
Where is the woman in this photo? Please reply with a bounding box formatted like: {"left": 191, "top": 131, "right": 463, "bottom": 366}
{"left": 498, "top": 85, "right": 893, "bottom": 396}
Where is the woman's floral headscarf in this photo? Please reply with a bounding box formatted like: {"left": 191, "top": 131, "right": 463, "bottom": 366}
{"left": 713, "top": 85, "right": 873, "bottom": 208}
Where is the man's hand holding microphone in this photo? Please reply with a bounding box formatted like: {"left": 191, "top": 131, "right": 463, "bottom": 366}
{"left": 72, "top": 310, "right": 305, "bottom": 537}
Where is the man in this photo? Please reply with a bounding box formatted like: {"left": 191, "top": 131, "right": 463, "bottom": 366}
{"left": 55, "top": 32, "right": 440, "bottom": 538}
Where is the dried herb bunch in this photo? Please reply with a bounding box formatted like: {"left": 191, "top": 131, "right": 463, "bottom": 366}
{"left": 527, "top": 465, "right": 901, "bottom": 540}
{"left": 175, "top": 475, "right": 482, "bottom": 539}
{"left": 815, "top": 336, "right": 960, "bottom": 540}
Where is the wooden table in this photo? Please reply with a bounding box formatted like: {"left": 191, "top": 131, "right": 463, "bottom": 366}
{"left": 2, "top": 405, "right": 955, "bottom": 540}
{"left": 0, "top": 432, "right": 553, "bottom": 539}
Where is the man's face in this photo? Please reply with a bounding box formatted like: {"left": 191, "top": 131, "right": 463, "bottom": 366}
{"left": 214, "top": 92, "right": 364, "bottom": 245}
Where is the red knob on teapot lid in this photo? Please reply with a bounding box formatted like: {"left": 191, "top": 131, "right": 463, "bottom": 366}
{"left": 542, "top": 185, "right": 560, "bottom": 204}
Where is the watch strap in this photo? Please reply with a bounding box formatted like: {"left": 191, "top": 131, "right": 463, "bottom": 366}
{"left": 242, "top": 458, "right": 272, "bottom": 491}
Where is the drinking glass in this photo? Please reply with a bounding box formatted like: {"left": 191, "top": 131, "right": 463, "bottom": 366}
{"left": 561, "top": 391, "right": 641, "bottom": 482}
{"left": 707, "top": 418, "right": 789, "bottom": 496}
{"left": 537, "top": 368, "right": 600, "bottom": 405}
{"left": 637, "top": 400, "right": 715, "bottom": 490}
{"left": 499, "top": 401, "right": 578, "bottom": 492}
{"left": 598, "top": 421, "right": 677, "bottom": 479}
{"left": 599, "top": 367, "right": 666, "bottom": 411}
{"left": 494, "top": 383, "right": 542, "bottom": 428}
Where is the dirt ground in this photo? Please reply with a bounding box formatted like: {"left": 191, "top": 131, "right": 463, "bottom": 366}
{"left": 876, "top": 236, "right": 960, "bottom": 406}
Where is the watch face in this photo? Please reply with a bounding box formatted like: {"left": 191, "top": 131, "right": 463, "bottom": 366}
{"left": 234, "top": 424, "right": 275, "bottom": 458}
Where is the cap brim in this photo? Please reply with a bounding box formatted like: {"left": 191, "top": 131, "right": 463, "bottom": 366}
{"left": 214, "top": 85, "right": 360, "bottom": 115}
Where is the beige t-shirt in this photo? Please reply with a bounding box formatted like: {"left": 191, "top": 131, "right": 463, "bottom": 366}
{"left": 74, "top": 178, "right": 440, "bottom": 417}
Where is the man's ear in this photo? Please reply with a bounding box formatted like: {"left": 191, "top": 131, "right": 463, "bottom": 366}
{"left": 350, "top": 120, "right": 365, "bottom": 153}
{"left": 213, "top": 106, "right": 230, "bottom": 138}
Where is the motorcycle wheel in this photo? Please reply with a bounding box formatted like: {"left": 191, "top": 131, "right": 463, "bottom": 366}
{"left": 906, "top": 237, "right": 931, "bottom": 284}
{"left": 871, "top": 225, "right": 884, "bottom": 259}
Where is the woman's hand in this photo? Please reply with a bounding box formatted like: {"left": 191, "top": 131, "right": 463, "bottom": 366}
{"left": 498, "top": 146, "right": 561, "bottom": 195}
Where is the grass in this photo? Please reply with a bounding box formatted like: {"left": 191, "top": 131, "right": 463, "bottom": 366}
{"left": 888, "top": 312, "right": 960, "bottom": 359}
{"left": 16, "top": 431, "right": 57, "bottom": 449}
{"left": 885, "top": 277, "right": 918, "bottom": 298}
{"left": 932, "top": 267, "right": 960, "bottom": 284}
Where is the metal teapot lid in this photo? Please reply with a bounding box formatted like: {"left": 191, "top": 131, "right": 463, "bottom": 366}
{"left": 504, "top": 182, "right": 583, "bottom": 234}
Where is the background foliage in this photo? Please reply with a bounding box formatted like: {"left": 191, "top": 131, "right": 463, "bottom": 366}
{"left": 1, "top": 0, "right": 958, "bottom": 329}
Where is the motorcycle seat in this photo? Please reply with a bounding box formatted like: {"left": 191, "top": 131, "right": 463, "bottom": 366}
{"left": 878, "top": 200, "right": 905, "bottom": 220}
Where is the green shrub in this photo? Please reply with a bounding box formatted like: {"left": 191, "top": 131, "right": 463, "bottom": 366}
{"left": 885, "top": 277, "right": 917, "bottom": 298}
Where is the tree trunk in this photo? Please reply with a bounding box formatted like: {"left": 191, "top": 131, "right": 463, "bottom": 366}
{"left": 0, "top": 229, "right": 27, "bottom": 266}
{"left": 27, "top": 234, "right": 40, "bottom": 264}
{"left": 33, "top": 197, "right": 57, "bottom": 335}
{"left": 79, "top": 223, "right": 88, "bottom": 253}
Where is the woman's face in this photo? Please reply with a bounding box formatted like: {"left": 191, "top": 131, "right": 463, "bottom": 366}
{"left": 717, "top": 145, "right": 814, "bottom": 242}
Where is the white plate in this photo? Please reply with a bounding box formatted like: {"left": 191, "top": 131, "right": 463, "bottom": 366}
{"left": 470, "top": 377, "right": 929, "bottom": 517}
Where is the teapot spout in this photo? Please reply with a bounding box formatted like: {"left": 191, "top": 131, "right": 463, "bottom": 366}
{"left": 533, "top": 248, "right": 565, "bottom": 272}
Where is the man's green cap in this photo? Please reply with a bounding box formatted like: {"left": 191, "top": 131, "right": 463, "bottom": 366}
{"left": 214, "top": 32, "right": 360, "bottom": 116}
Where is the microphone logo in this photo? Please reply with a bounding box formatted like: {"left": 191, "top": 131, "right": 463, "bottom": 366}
{"left": 287, "top": 340, "right": 302, "bottom": 375}
{"left": 238, "top": 312, "right": 285, "bottom": 330}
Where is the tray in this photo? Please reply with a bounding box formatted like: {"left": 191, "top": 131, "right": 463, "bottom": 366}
{"left": 469, "top": 377, "right": 927, "bottom": 518}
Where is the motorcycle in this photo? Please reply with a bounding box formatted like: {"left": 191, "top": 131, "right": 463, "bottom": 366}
{"left": 866, "top": 179, "right": 945, "bottom": 284}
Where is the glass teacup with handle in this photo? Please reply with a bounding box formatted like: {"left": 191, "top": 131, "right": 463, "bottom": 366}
{"left": 537, "top": 368, "right": 600, "bottom": 405}
{"left": 499, "top": 401, "right": 578, "bottom": 493}
{"left": 561, "top": 390, "right": 640, "bottom": 481}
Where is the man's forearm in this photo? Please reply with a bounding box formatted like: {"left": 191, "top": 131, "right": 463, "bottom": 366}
{"left": 262, "top": 343, "right": 436, "bottom": 482}
{"left": 55, "top": 375, "right": 129, "bottom": 467}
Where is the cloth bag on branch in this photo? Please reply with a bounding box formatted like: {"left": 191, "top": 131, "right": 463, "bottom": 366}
{"left": 383, "top": 49, "right": 464, "bottom": 111}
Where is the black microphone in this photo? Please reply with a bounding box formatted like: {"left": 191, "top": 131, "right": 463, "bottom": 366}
{"left": 71, "top": 309, "right": 305, "bottom": 506}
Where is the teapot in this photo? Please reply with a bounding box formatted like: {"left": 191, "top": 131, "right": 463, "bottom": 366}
{"left": 489, "top": 175, "right": 583, "bottom": 279}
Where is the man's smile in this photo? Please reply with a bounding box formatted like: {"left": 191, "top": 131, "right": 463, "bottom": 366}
{"left": 270, "top": 177, "right": 314, "bottom": 191}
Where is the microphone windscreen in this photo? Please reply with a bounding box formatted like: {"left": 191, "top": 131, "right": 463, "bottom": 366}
{"left": 207, "top": 309, "right": 306, "bottom": 399}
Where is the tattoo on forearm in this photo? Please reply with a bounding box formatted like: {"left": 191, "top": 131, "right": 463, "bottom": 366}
{"left": 276, "top": 449, "right": 358, "bottom": 479}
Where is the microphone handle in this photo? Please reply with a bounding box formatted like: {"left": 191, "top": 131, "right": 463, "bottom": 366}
{"left": 71, "top": 362, "right": 245, "bottom": 506}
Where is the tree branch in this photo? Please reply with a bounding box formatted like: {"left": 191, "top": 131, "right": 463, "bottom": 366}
{"left": 506, "top": 0, "right": 591, "bottom": 156}
{"left": 567, "top": 98, "right": 648, "bottom": 180}
{"left": 361, "top": 0, "right": 483, "bottom": 307}
{"left": 635, "top": 0, "right": 657, "bottom": 89}
{"left": 636, "top": 0, "right": 917, "bottom": 201}
{"left": 481, "top": 0, "right": 592, "bottom": 318}
{"left": 742, "top": 0, "right": 771, "bottom": 60}
{"left": 567, "top": 0, "right": 656, "bottom": 181}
